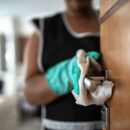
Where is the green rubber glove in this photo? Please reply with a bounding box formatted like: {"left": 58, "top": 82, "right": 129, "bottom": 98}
{"left": 45, "top": 51, "right": 100, "bottom": 96}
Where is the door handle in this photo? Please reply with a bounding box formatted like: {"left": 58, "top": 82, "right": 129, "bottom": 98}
{"left": 102, "top": 70, "right": 110, "bottom": 130}
{"left": 101, "top": 104, "right": 110, "bottom": 130}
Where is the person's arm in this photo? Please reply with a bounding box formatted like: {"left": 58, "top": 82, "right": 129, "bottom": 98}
{"left": 24, "top": 32, "right": 58, "bottom": 105}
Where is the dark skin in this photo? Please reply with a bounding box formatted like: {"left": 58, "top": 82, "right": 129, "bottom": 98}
{"left": 65, "top": 0, "right": 99, "bottom": 33}
{"left": 24, "top": 0, "right": 99, "bottom": 105}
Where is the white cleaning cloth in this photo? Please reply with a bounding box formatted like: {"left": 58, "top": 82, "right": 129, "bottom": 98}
{"left": 72, "top": 49, "right": 114, "bottom": 106}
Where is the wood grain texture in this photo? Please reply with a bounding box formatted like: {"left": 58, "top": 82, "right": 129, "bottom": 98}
{"left": 100, "top": 0, "right": 118, "bottom": 18}
{"left": 100, "top": 1, "right": 130, "bottom": 130}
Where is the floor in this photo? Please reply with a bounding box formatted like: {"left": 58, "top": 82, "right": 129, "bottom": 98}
{"left": 0, "top": 95, "right": 41, "bottom": 130}
{"left": 0, "top": 71, "right": 41, "bottom": 130}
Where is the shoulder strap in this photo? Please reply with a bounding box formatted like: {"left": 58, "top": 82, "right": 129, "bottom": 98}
{"left": 100, "top": 0, "right": 129, "bottom": 24}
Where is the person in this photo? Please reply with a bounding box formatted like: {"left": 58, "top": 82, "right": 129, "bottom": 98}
{"left": 24, "top": 0, "right": 101, "bottom": 130}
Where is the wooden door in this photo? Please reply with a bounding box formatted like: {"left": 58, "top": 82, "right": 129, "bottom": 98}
{"left": 100, "top": 0, "right": 130, "bottom": 130}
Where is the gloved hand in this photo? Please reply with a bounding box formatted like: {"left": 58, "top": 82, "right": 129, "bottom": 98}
{"left": 72, "top": 50, "right": 114, "bottom": 106}
{"left": 45, "top": 49, "right": 100, "bottom": 96}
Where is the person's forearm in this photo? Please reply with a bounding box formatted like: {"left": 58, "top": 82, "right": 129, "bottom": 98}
{"left": 24, "top": 74, "right": 58, "bottom": 105}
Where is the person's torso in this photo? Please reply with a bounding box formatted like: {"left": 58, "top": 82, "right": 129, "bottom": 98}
{"left": 40, "top": 13, "right": 101, "bottom": 122}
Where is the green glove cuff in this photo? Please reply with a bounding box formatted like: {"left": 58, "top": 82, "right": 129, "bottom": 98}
{"left": 45, "top": 57, "right": 76, "bottom": 96}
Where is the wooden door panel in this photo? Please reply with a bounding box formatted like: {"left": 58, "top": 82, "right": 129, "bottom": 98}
{"left": 100, "top": 1, "right": 130, "bottom": 130}
{"left": 100, "top": 0, "right": 118, "bottom": 17}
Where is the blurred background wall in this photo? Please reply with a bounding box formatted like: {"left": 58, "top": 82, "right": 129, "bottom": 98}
{"left": 0, "top": 0, "right": 99, "bottom": 130}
